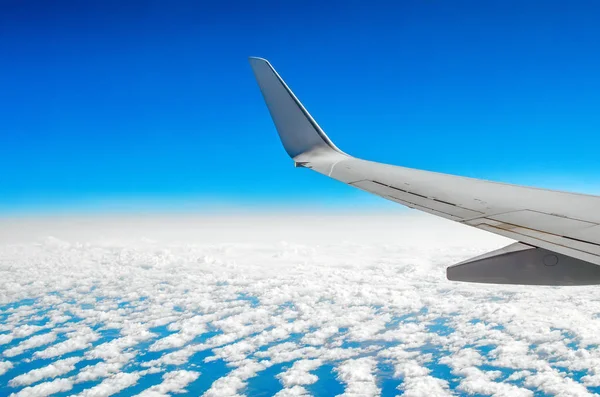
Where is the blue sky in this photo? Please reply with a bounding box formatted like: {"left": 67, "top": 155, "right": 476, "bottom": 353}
{"left": 1, "top": 0, "right": 600, "bottom": 214}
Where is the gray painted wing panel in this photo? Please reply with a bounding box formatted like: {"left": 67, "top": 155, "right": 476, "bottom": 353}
{"left": 330, "top": 157, "right": 600, "bottom": 225}
{"left": 351, "top": 180, "right": 483, "bottom": 219}
{"left": 474, "top": 223, "right": 600, "bottom": 265}
{"left": 489, "top": 210, "right": 597, "bottom": 234}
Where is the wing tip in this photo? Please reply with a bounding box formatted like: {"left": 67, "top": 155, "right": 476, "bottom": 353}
{"left": 248, "top": 56, "right": 269, "bottom": 64}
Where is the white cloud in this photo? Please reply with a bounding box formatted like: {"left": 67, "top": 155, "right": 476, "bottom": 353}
{"left": 12, "top": 325, "right": 44, "bottom": 339}
{"left": 74, "top": 362, "right": 125, "bottom": 384}
{"left": 336, "top": 357, "right": 380, "bottom": 396}
{"left": 455, "top": 367, "right": 533, "bottom": 397}
{"left": 135, "top": 370, "right": 199, "bottom": 396}
{"left": 277, "top": 359, "right": 322, "bottom": 387}
{"left": 203, "top": 360, "right": 268, "bottom": 397}
{"left": 0, "top": 334, "right": 14, "bottom": 345}
{"left": 523, "top": 369, "right": 593, "bottom": 397}
{"left": 34, "top": 327, "right": 99, "bottom": 359}
{"left": 438, "top": 348, "right": 534, "bottom": 396}
{"left": 149, "top": 320, "right": 207, "bottom": 352}
{"left": 4, "top": 332, "right": 57, "bottom": 357}
{"left": 9, "top": 357, "right": 81, "bottom": 387}
{"left": 10, "top": 378, "right": 73, "bottom": 397}
{"left": 0, "top": 360, "right": 14, "bottom": 375}
{"left": 84, "top": 323, "right": 154, "bottom": 364}
{"left": 400, "top": 374, "right": 452, "bottom": 397}
{"left": 274, "top": 385, "right": 311, "bottom": 396}
{"left": 389, "top": 356, "right": 451, "bottom": 397}
{"left": 77, "top": 372, "right": 141, "bottom": 397}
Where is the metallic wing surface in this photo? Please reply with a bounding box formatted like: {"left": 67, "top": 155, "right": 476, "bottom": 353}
{"left": 249, "top": 57, "right": 600, "bottom": 285}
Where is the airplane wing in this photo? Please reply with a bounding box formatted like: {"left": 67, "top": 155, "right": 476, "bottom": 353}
{"left": 249, "top": 57, "right": 600, "bottom": 285}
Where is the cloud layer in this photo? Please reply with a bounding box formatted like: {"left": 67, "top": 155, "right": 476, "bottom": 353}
{"left": 1, "top": 213, "right": 600, "bottom": 396}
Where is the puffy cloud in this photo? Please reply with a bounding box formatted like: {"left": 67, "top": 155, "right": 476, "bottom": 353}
{"left": 203, "top": 360, "right": 268, "bottom": 397}
{"left": 34, "top": 327, "right": 99, "bottom": 359}
{"left": 0, "top": 360, "right": 14, "bottom": 375}
{"left": 456, "top": 367, "right": 533, "bottom": 397}
{"left": 10, "top": 378, "right": 73, "bottom": 397}
{"left": 149, "top": 320, "right": 207, "bottom": 352}
{"left": 274, "top": 385, "right": 311, "bottom": 396}
{"left": 277, "top": 359, "right": 322, "bottom": 387}
{"left": 12, "top": 325, "right": 44, "bottom": 339}
{"left": 9, "top": 357, "right": 81, "bottom": 387}
{"left": 523, "top": 369, "right": 592, "bottom": 397}
{"left": 0, "top": 334, "right": 14, "bottom": 345}
{"left": 400, "top": 375, "right": 451, "bottom": 397}
{"left": 74, "top": 362, "right": 125, "bottom": 383}
{"left": 4, "top": 332, "right": 57, "bottom": 357}
{"left": 389, "top": 355, "right": 451, "bottom": 397}
{"left": 336, "top": 357, "right": 380, "bottom": 396}
{"left": 77, "top": 372, "right": 141, "bottom": 397}
{"left": 135, "top": 370, "right": 199, "bottom": 396}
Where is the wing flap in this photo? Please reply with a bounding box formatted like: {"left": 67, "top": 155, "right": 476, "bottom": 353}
{"left": 473, "top": 223, "right": 600, "bottom": 265}
{"left": 489, "top": 210, "right": 598, "bottom": 236}
{"left": 447, "top": 242, "right": 600, "bottom": 285}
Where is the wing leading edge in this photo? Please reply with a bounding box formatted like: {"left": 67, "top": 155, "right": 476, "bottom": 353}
{"left": 249, "top": 57, "right": 600, "bottom": 285}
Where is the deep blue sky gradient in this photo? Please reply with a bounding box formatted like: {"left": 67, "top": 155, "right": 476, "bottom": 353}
{"left": 2, "top": 0, "right": 600, "bottom": 213}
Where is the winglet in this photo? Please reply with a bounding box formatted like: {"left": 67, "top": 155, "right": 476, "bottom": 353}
{"left": 248, "top": 57, "right": 345, "bottom": 159}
